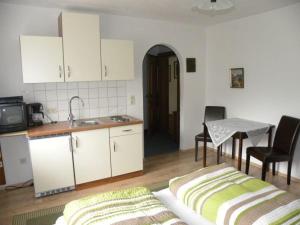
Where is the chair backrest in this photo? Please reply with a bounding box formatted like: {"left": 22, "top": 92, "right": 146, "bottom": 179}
{"left": 204, "top": 106, "right": 226, "bottom": 122}
{"left": 273, "top": 115, "right": 300, "bottom": 156}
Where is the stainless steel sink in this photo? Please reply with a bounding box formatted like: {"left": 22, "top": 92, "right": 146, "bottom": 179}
{"left": 72, "top": 119, "right": 100, "bottom": 127}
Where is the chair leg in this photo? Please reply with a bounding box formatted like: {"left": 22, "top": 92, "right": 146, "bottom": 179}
{"left": 245, "top": 153, "right": 250, "bottom": 174}
{"left": 261, "top": 161, "right": 268, "bottom": 181}
{"left": 217, "top": 146, "right": 220, "bottom": 164}
{"left": 195, "top": 140, "right": 199, "bottom": 162}
{"left": 287, "top": 160, "right": 292, "bottom": 185}
{"left": 272, "top": 162, "right": 276, "bottom": 176}
{"left": 232, "top": 138, "right": 236, "bottom": 159}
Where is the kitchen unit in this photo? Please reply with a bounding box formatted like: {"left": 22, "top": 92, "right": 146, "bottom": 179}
{"left": 72, "top": 129, "right": 111, "bottom": 185}
{"left": 110, "top": 125, "right": 143, "bottom": 176}
{"left": 29, "top": 135, "right": 75, "bottom": 197}
{"left": 20, "top": 36, "right": 64, "bottom": 83}
{"left": 20, "top": 12, "right": 135, "bottom": 83}
{"left": 27, "top": 116, "right": 143, "bottom": 197}
{"left": 101, "top": 39, "right": 134, "bottom": 80}
{"left": 59, "top": 12, "right": 102, "bottom": 82}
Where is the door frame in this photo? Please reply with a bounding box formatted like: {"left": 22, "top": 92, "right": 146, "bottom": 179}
{"left": 142, "top": 44, "right": 181, "bottom": 145}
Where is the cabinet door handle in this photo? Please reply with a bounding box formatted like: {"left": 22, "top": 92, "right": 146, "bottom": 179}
{"left": 59, "top": 65, "right": 62, "bottom": 78}
{"left": 67, "top": 66, "right": 71, "bottom": 78}
{"left": 123, "top": 129, "right": 133, "bottom": 132}
{"left": 75, "top": 136, "right": 79, "bottom": 148}
{"left": 105, "top": 65, "right": 108, "bottom": 77}
{"left": 69, "top": 136, "right": 73, "bottom": 153}
{"left": 113, "top": 141, "right": 116, "bottom": 152}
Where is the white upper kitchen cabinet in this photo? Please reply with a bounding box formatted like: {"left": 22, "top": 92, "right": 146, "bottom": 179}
{"left": 60, "top": 12, "right": 102, "bottom": 82}
{"left": 72, "top": 129, "right": 111, "bottom": 185}
{"left": 101, "top": 39, "right": 134, "bottom": 80}
{"left": 20, "top": 36, "right": 64, "bottom": 83}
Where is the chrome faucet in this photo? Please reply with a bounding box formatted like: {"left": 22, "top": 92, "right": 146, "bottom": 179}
{"left": 68, "top": 96, "right": 84, "bottom": 126}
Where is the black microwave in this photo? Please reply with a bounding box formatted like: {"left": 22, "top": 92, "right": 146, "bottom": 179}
{"left": 0, "top": 96, "right": 27, "bottom": 134}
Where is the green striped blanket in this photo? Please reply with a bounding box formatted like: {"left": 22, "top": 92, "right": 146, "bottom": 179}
{"left": 169, "top": 163, "right": 300, "bottom": 225}
{"left": 63, "top": 187, "right": 186, "bottom": 225}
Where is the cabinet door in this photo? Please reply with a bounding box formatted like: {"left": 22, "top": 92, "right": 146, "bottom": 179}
{"left": 72, "top": 129, "right": 111, "bottom": 184}
{"left": 101, "top": 39, "right": 134, "bottom": 80}
{"left": 29, "top": 136, "right": 75, "bottom": 195}
{"left": 110, "top": 133, "right": 143, "bottom": 177}
{"left": 60, "top": 12, "right": 101, "bottom": 82}
{"left": 20, "top": 36, "right": 64, "bottom": 83}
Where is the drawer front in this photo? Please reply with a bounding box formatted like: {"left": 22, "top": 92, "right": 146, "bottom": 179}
{"left": 110, "top": 124, "right": 142, "bottom": 137}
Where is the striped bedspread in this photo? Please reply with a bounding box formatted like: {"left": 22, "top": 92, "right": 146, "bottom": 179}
{"left": 63, "top": 187, "right": 186, "bottom": 225}
{"left": 169, "top": 164, "right": 300, "bottom": 225}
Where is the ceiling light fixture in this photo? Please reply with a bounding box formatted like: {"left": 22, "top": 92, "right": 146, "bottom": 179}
{"left": 194, "top": 0, "right": 234, "bottom": 11}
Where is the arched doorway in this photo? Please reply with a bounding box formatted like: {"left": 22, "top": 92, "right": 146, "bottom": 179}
{"left": 143, "top": 45, "right": 180, "bottom": 157}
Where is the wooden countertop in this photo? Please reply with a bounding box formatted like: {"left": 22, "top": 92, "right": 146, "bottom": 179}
{"left": 0, "top": 131, "right": 28, "bottom": 138}
{"left": 27, "top": 116, "right": 143, "bottom": 138}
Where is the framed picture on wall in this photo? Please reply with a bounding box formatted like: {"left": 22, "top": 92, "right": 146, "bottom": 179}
{"left": 230, "top": 68, "right": 244, "bottom": 88}
{"left": 186, "top": 58, "right": 196, "bottom": 73}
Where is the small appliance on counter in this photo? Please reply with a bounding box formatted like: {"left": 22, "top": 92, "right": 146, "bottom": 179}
{"left": 26, "top": 103, "right": 44, "bottom": 127}
{"left": 0, "top": 96, "right": 27, "bottom": 134}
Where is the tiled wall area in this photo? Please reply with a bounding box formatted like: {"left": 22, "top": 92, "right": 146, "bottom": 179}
{"left": 22, "top": 81, "right": 127, "bottom": 122}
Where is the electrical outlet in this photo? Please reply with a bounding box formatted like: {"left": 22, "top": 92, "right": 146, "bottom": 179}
{"left": 130, "top": 96, "right": 136, "bottom": 105}
{"left": 19, "top": 158, "right": 27, "bottom": 164}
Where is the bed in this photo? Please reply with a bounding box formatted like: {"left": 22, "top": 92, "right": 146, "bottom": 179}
{"left": 54, "top": 188, "right": 214, "bottom": 225}
{"left": 55, "top": 164, "right": 300, "bottom": 225}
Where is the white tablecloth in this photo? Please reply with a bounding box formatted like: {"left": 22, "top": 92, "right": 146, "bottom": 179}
{"left": 206, "top": 118, "right": 271, "bottom": 147}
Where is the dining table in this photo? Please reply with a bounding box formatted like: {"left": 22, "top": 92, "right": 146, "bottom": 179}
{"left": 203, "top": 118, "right": 275, "bottom": 171}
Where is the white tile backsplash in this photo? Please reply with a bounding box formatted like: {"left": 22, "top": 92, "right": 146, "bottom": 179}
{"left": 98, "top": 81, "right": 107, "bottom": 88}
{"left": 89, "top": 98, "right": 98, "bottom": 109}
{"left": 99, "top": 88, "right": 108, "bottom": 98}
{"left": 67, "top": 82, "right": 78, "bottom": 89}
{"left": 117, "top": 87, "right": 126, "bottom": 97}
{"left": 108, "top": 81, "right": 117, "bottom": 87}
{"left": 88, "top": 88, "right": 98, "bottom": 99}
{"left": 88, "top": 81, "right": 98, "bottom": 88}
{"left": 108, "top": 87, "right": 117, "bottom": 97}
{"left": 78, "top": 88, "right": 89, "bottom": 98}
{"left": 78, "top": 82, "right": 89, "bottom": 89}
{"left": 29, "top": 81, "right": 128, "bottom": 122}
{"left": 34, "top": 83, "right": 45, "bottom": 91}
{"left": 46, "top": 83, "right": 57, "bottom": 90}
{"left": 57, "top": 82, "right": 68, "bottom": 90}
{"left": 99, "top": 98, "right": 108, "bottom": 107}
{"left": 108, "top": 97, "right": 118, "bottom": 107}
{"left": 46, "top": 90, "right": 58, "bottom": 101}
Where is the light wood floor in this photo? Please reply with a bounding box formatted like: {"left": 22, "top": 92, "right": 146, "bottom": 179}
{"left": 0, "top": 148, "right": 300, "bottom": 225}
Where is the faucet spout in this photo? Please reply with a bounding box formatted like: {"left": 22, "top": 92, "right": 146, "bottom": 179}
{"left": 68, "top": 96, "right": 85, "bottom": 126}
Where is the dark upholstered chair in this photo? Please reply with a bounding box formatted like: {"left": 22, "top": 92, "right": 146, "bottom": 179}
{"left": 246, "top": 116, "right": 300, "bottom": 185}
{"left": 195, "top": 106, "right": 226, "bottom": 163}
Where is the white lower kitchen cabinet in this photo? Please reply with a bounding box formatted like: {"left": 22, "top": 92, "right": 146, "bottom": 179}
{"left": 110, "top": 125, "right": 143, "bottom": 177}
{"left": 29, "top": 135, "right": 75, "bottom": 197}
{"left": 72, "top": 129, "right": 111, "bottom": 184}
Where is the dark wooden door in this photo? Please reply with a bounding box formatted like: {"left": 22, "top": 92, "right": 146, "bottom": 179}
{"left": 157, "top": 55, "right": 169, "bottom": 133}
{"left": 146, "top": 55, "right": 159, "bottom": 134}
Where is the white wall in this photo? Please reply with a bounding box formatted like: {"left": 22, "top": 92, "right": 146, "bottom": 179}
{"left": 205, "top": 3, "right": 300, "bottom": 178}
{"left": 0, "top": 3, "right": 206, "bottom": 185}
